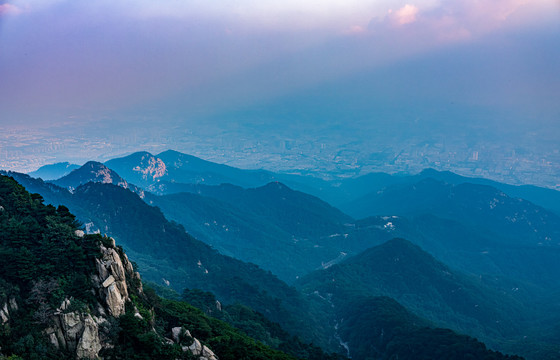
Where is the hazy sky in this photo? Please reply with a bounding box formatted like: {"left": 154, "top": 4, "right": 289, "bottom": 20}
{"left": 1, "top": 0, "right": 558, "bottom": 128}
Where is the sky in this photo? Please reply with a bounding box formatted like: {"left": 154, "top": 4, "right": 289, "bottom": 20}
{"left": 0, "top": 0, "right": 559, "bottom": 181}
{"left": 0, "top": 0, "right": 558, "bottom": 123}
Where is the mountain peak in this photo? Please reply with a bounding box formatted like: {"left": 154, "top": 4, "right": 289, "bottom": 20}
{"left": 350, "top": 237, "right": 447, "bottom": 275}
{"left": 105, "top": 151, "right": 167, "bottom": 183}
{"left": 51, "top": 161, "right": 133, "bottom": 193}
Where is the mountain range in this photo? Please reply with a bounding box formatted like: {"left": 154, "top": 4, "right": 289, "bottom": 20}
{"left": 5, "top": 149, "right": 560, "bottom": 359}
{"left": 0, "top": 173, "right": 527, "bottom": 359}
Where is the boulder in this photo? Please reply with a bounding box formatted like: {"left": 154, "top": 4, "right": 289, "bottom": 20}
{"left": 105, "top": 283, "right": 125, "bottom": 317}
{"left": 0, "top": 303, "right": 9, "bottom": 324}
{"left": 102, "top": 275, "right": 116, "bottom": 288}
{"left": 202, "top": 345, "right": 218, "bottom": 360}
{"left": 95, "top": 244, "right": 132, "bottom": 317}
{"left": 76, "top": 314, "right": 102, "bottom": 359}
{"left": 61, "top": 311, "right": 83, "bottom": 351}
{"left": 189, "top": 338, "right": 203, "bottom": 355}
{"left": 171, "top": 326, "right": 182, "bottom": 342}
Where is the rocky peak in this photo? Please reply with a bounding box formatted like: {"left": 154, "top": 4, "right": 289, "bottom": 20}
{"left": 132, "top": 154, "right": 167, "bottom": 181}
{"left": 53, "top": 161, "right": 128, "bottom": 189}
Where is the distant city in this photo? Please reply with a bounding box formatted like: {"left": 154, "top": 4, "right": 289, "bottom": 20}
{"left": 1, "top": 119, "right": 559, "bottom": 190}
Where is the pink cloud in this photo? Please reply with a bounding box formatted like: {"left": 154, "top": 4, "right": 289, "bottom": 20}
{"left": 363, "top": 0, "right": 547, "bottom": 46}
{"left": 393, "top": 4, "right": 419, "bottom": 25}
{"left": 0, "top": 3, "right": 23, "bottom": 16}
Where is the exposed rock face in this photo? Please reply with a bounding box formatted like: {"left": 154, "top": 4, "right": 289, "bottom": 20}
{"left": 0, "top": 298, "right": 18, "bottom": 324}
{"left": 43, "top": 240, "right": 142, "bottom": 359}
{"left": 92, "top": 242, "right": 139, "bottom": 317}
{"left": 45, "top": 308, "right": 103, "bottom": 359}
{"left": 76, "top": 314, "right": 103, "bottom": 359}
{"left": 171, "top": 326, "right": 219, "bottom": 360}
{"left": 0, "top": 303, "right": 9, "bottom": 324}
{"left": 133, "top": 155, "right": 167, "bottom": 181}
{"left": 41, "top": 239, "right": 220, "bottom": 360}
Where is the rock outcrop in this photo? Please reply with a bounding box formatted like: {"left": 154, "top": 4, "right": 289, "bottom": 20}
{"left": 43, "top": 239, "right": 142, "bottom": 359}
{"left": 0, "top": 298, "right": 18, "bottom": 324}
{"left": 92, "top": 240, "right": 140, "bottom": 317}
{"left": 46, "top": 309, "right": 104, "bottom": 359}
{"left": 171, "top": 326, "right": 219, "bottom": 360}
{"left": 76, "top": 314, "right": 103, "bottom": 359}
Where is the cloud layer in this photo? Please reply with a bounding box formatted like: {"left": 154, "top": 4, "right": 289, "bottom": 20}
{"left": 0, "top": 0, "right": 557, "bottom": 126}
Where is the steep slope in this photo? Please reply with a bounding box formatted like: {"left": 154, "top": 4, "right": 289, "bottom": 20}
{"left": 145, "top": 190, "right": 303, "bottom": 281}
{"left": 297, "top": 239, "right": 542, "bottom": 355}
{"left": 28, "top": 162, "right": 80, "bottom": 180}
{"left": 1, "top": 171, "right": 75, "bottom": 208}
{"left": 154, "top": 181, "right": 352, "bottom": 240}
{"left": 0, "top": 174, "right": 302, "bottom": 360}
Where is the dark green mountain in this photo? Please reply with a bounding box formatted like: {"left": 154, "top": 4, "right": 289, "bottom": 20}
{"left": 0, "top": 173, "right": 533, "bottom": 359}
{"left": 298, "top": 239, "right": 529, "bottom": 340}
{"left": 349, "top": 214, "right": 560, "bottom": 289}
{"left": 335, "top": 296, "right": 522, "bottom": 360}
{"left": 0, "top": 172, "right": 338, "bottom": 351}
{"left": 337, "top": 169, "right": 560, "bottom": 216}
{"left": 146, "top": 182, "right": 353, "bottom": 281}
{"left": 28, "top": 159, "right": 354, "bottom": 282}
{"left": 163, "top": 181, "right": 352, "bottom": 239}
{"left": 145, "top": 190, "right": 311, "bottom": 281}
{"left": 28, "top": 162, "right": 80, "bottom": 181}
{"left": 297, "top": 238, "right": 558, "bottom": 359}
{"left": 342, "top": 178, "right": 560, "bottom": 247}
{"left": 0, "top": 174, "right": 301, "bottom": 360}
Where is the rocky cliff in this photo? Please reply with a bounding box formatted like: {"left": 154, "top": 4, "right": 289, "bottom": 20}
{"left": 41, "top": 235, "right": 218, "bottom": 360}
